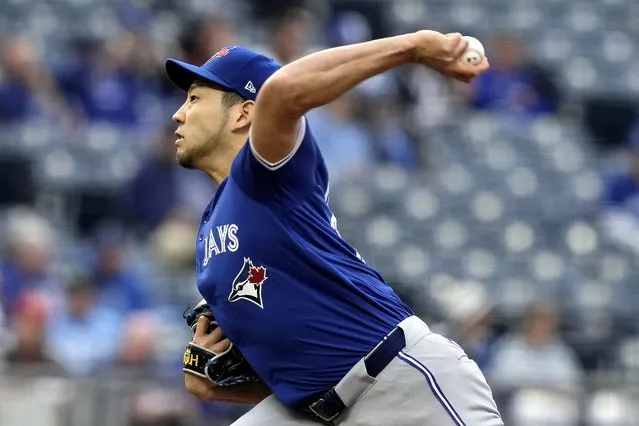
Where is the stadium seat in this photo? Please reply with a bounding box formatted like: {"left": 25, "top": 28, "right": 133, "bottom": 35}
{"left": 440, "top": 163, "right": 474, "bottom": 196}
{"left": 470, "top": 190, "right": 505, "bottom": 224}
{"left": 601, "top": 31, "right": 633, "bottom": 64}
{"left": 565, "top": 3, "right": 601, "bottom": 33}
{"left": 623, "top": 61, "right": 639, "bottom": 94}
{"left": 503, "top": 220, "right": 536, "bottom": 254}
{"left": 536, "top": 30, "right": 573, "bottom": 62}
{"left": 433, "top": 218, "right": 468, "bottom": 253}
{"left": 563, "top": 220, "right": 599, "bottom": 256}
{"left": 505, "top": 167, "right": 539, "bottom": 200}
{"left": 394, "top": 244, "right": 431, "bottom": 283}
{"left": 402, "top": 187, "right": 440, "bottom": 222}
{"left": 562, "top": 57, "right": 598, "bottom": 93}
{"left": 462, "top": 247, "right": 498, "bottom": 280}
{"left": 585, "top": 389, "right": 637, "bottom": 425}
{"left": 509, "top": 388, "right": 580, "bottom": 426}
{"left": 36, "top": 148, "right": 78, "bottom": 189}
{"left": 365, "top": 215, "right": 402, "bottom": 250}
{"left": 616, "top": 337, "right": 639, "bottom": 372}
{"left": 333, "top": 185, "right": 373, "bottom": 219}
{"left": 530, "top": 249, "right": 566, "bottom": 284}
{"left": 495, "top": 275, "right": 537, "bottom": 315}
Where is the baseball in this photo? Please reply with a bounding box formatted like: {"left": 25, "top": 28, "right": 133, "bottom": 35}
{"left": 462, "top": 36, "right": 485, "bottom": 66}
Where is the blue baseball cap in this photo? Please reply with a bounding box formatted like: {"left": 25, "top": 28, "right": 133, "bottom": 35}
{"left": 165, "top": 46, "right": 282, "bottom": 101}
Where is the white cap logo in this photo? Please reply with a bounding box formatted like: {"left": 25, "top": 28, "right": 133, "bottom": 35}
{"left": 244, "top": 81, "right": 256, "bottom": 94}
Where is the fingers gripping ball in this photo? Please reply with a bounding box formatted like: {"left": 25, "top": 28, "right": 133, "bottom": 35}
{"left": 462, "top": 36, "right": 485, "bottom": 66}
{"left": 183, "top": 299, "right": 262, "bottom": 387}
{"left": 184, "top": 299, "right": 217, "bottom": 335}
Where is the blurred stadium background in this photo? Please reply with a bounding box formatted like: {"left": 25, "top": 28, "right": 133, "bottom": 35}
{"left": 1, "top": 0, "right": 639, "bottom": 424}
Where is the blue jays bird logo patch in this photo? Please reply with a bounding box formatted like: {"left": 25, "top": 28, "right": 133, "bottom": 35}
{"left": 228, "top": 257, "right": 268, "bottom": 308}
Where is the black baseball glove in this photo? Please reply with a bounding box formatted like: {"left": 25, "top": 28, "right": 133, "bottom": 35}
{"left": 182, "top": 299, "right": 261, "bottom": 387}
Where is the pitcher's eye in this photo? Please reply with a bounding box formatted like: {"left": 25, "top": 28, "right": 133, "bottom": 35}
{"left": 189, "top": 95, "right": 198, "bottom": 103}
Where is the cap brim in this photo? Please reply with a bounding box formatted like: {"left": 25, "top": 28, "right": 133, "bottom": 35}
{"left": 165, "top": 59, "right": 233, "bottom": 92}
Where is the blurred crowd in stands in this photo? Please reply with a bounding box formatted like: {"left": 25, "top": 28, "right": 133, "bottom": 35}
{"left": 1, "top": 0, "right": 639, "bottom": 424}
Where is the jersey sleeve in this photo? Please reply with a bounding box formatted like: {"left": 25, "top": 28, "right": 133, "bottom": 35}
{"left": 230, "top": 117, "right": 329, "bottom": 207}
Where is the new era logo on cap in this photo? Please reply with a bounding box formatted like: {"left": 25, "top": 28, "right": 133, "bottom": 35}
{"left": 244, "top": 81, "right": 256, "bottom": 94}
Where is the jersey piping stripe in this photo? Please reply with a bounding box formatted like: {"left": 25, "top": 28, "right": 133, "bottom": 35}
{"left": 397, "top": 351, "right": 467, "bottom": 426}
{"left": 249, "top": 117, "right": 307, "bottom": 171}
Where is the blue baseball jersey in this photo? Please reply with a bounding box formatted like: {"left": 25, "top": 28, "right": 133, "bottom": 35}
{"left": 195, "top": 117, "right": 413, "bottom": 407}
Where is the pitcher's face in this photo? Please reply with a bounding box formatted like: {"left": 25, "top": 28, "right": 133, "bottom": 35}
{"left": 172, "top": 84, "right": 229, "bottom": 169}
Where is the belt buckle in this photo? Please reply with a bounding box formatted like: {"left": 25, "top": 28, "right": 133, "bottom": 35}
{"left": 309, "top": 397, "right": 340, "bottom": 422}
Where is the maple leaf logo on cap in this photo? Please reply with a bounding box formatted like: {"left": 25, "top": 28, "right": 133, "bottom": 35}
{"left": 207, "top": 46, "right": 237, "bottom": 63}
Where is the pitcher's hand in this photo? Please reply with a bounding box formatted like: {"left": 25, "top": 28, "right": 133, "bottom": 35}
{"left": 413, "top": 31, "right": 490, "bottom": 83}
{"left": 192, "top": 314, "right": 231, "bottom": 354}
{"left": 184, "top": 315, "right": 231, "bottom": 400}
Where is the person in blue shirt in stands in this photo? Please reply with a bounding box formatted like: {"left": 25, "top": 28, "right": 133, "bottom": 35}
{"left": 601, "top": 128, "right": 639, "bottom": 254}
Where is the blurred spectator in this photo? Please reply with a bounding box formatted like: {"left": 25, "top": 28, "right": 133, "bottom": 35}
{"left": 0, "top": 208, "right": 62, "bottom": 321}
{"left": 125, "top": 29, "right": 177, "bottom": 118}
{"left": 601, "top": 131, "right": 639, "bottom": 254}
{"left": 47, "top": 274, "right": 123, "bottom": 377}
{"left": 433, "top": 281, "right": 500, "bottom": 372}
{"left": 488, "top": 304, "right": 584, "bottom": 393}
{"left": 148, "top": 211, "right": 200, "bottom": 304}
{"left": 90, "top": 223, "right": 153, "bottom": 315}
{"left": 55, "top": 31, "right": 153, "bottom": 127}
{"left": 5, "top": 291, "right": 63, "bottom": 373}
{"left": 179, "top": 16, "right": 237, "bottom": 66}
{"left": 307, "top": 93, "right": 376, "bottom": 181}
{"left": 121, "top": 126, "right": 179, "bottom": 237}
{"left": 150, "top": 212, "right": 198, "bottom": 276}
{"left": 121, "top": 126, "right": 214, "bottom": 238}
{"left": 118, "top": 311, "right": 158, "bottom": 371}
{"left": 468, "top": 34, "right": 561, "bottom": 118}
{"left": 266, "top": 7, "right": 313, "bottom": 65}
{"left": 0, "top": 36, "right": 70, "bottom": 124}
{"left": 326, "top": 10, "right": 401, "bottom": 103}
{"left": 365, "top": 96, "right": 422, "bottom": 169}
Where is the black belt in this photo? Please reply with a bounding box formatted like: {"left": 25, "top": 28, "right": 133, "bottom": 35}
{"left": 306, "top": 326, "right": 406, "bottom": 423}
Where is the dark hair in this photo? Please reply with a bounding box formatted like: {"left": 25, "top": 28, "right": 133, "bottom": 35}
{"left": 221, "top": 90, "right": 246, "bottom": 110}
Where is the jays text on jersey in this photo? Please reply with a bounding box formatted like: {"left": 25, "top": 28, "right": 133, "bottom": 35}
{"left": 195, "top": 117, "right": 413, "bottom": 407}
